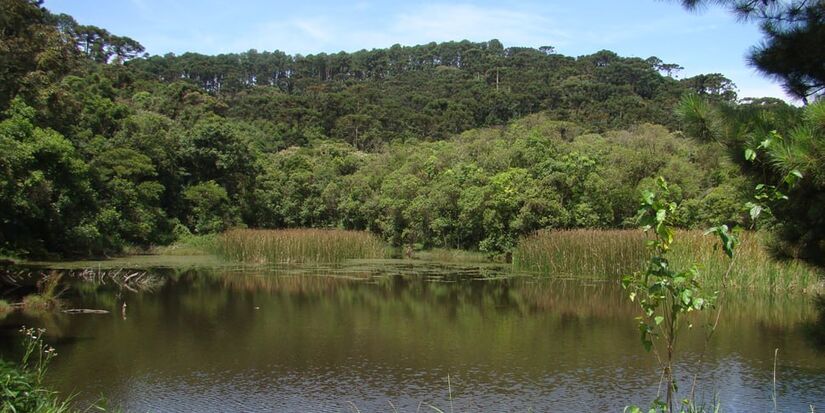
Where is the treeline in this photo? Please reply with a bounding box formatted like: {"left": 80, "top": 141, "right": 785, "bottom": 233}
{"left": 0, "top": 0, "right": 786, "bottom": 257}
{"left": 126, "top": 42, "right": 740, "bottom": 146}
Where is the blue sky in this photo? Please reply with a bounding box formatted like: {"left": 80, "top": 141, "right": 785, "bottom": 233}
{"left": 43, "top": 0, "right": 790, "bottom": 100}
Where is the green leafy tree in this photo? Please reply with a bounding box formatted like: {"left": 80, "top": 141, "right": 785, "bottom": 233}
{"left": 183, "top": 181, "right": 240, "bottom": 234}
{"left": 0, "top": 0, "right": 76, "bottom": 111}
{"left": 0, "top": 98, "right": 97, "bottom": 255}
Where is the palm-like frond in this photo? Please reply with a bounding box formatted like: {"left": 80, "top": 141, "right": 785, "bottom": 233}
{"left": 676, "top": 94, "right": 723, "bottom": 142}
{"left": 765, "top": 100, "right": 825, "bottom": 186}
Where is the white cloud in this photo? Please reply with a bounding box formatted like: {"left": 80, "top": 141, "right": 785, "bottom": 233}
{"left": 213, "top": 2, "right": 570, "bottom": 55}
{"left": 293, "top": 18, "right": 333, "bottom": 42}
{"left": 390, "top": 3, "right": 569, "bottom": 47}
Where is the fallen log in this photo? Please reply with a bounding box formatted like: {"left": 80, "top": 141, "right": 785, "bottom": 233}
{"left": 61, "top": 309, "right": 110, "bottom": 314}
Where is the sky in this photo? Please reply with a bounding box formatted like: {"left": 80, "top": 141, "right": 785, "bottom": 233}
{"left": 43, "top": 0, "right": 791, "bottom": 101}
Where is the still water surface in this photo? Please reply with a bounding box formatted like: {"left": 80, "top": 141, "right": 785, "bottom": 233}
{"left": 2, "top": 259, "right": 824, "bottom": 412}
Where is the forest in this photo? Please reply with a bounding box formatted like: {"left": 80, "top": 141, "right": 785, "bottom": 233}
{"left": 3, "top": 0, "right": 825, "bottom": 412}
{"left": 0, "top": 0, "right": 816, "bottom": 260}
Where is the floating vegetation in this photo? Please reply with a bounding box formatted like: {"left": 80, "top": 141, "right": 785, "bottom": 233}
{"left": 212, "top": 228, "right": 388, "bottom": 264}
{"left": 410, "top": 248, "right": 490, "bottom": 263}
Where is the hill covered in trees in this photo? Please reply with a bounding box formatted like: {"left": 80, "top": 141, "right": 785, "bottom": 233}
{"left": 0, "top": 0, "right": 785, "bottom": 257}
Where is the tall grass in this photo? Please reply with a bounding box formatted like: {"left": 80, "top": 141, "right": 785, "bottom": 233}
{"left": 513, "top": 229, "right": 648, "bottom": 278}
{"left": 211, "top": 228, "right": 388, "bottom": 264}
{"left": 513, "top": 229, "right": 824, "bottom": 293}
{"left": 670, "top": 231, "right": 823, "bottom": 293}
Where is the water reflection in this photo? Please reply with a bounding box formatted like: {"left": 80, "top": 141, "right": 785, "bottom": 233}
{"left": 1, "top": 261, "right": 823, "bottom": 412}
{"left": 802, "top": 295, "right": 825, "bottom": 351}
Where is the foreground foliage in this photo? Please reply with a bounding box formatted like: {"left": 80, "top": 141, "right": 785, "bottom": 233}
{"left": 679, "top": 96, "right": 825, "bottom": 267}
{"left": 623, "top": 178, "right": 729, "bottom": 412}
{"left": 1, "top": 327, "right": 69, "bottom": 413}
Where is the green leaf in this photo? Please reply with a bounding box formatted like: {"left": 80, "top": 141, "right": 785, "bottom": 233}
{"left": 680, "top": 289, "right": 693, "bottom": 306}
{"left": 655, "top": 209, "right": 666, "bottom": 223}
{"left": 744, "top": 148, "right": 756, "bottom": 161}
{"left": 784, "top": 169, "right": 803, "bottom": 187}
{"left": 641, "top": 190, "right": 655, "bottom": 206}
{"left": 749, "top": 204, "right": 762, "bottom": 221}
{"left": 654, "top": 316, "right": 664, "bottom": 325}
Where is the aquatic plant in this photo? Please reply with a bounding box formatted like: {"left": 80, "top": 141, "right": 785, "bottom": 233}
{"left": 411, "top": 248, "right": 490, "bottom": 263}
{"left": 512, "top": 229, "right": 823, "bottom": 294}
{"left": 21, "top": 294, "right": 52, "bottom": 312}
{"left": 211, "top": 228, "right": 388, "bottom": 264}
{"left": 37, "top": 272, "right": 63, "bottom": 301}
{"left": 512, "top": 229, "right": 648, "bottom": 278}
{"left": 16, "top": 272, "right": 65, "bottom": 314}
{"left": 670, "top": 231, "right": 823, "bottom": 293}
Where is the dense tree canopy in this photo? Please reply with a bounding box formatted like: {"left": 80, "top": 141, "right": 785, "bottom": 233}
{"left": 0, "top": 0, "right": 780, "bottom": 257}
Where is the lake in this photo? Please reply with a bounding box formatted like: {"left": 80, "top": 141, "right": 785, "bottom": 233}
{"left": 1, "top": 258, "right": 823, "bottom": 412}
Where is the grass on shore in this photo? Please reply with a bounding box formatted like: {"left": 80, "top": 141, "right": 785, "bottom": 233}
{"left": 513, "top": 229, "right": 824, "bottom": 294}
{"left": 211, "top": 228, "right": 388, "bottom": 264}
{"left": 149, "top": 233, "right": 218, "bottom": 256}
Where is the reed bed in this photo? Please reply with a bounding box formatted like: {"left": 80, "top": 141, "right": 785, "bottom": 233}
{"left": 513, "top": 229, "right": 824, "bottom": 294}
{"left": 670, "top": 231, "right": 823, "bottom": 293}
{"left": 513, "top": 229, "right": 648, "bottom": 278}
{"left": 211, "top": 228, "right": 388, "bottom": 264}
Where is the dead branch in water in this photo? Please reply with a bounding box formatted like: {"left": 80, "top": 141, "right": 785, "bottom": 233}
{"left": 62, "top": 309, "right": 110, "bottom": 314}
{"left": 75, "top": 268, "right": 161, "bottom": 292}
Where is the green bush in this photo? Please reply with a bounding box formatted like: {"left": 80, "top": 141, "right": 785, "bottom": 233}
{"left": 0, "top": 360, "right": 70, "bottom": 413}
